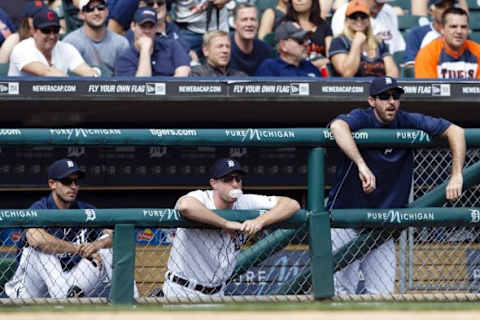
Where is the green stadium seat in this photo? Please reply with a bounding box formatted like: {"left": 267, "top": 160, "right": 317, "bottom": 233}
{"left": 263, "top": 32, "right": 277, "bottom": 49}
{"left": 397, "top": 15, "right": 424, "bottom": 32}
{"left": 470, "top": 31, "right": 480, "bottom": 43}
{"left": 0, "top": 63, "right": 9, "bottom": 76}
{"left": 395, "top": 0, "right": 412, "bottom": 11}
{"left": 256, "top": 0, "right": 277, "bottom": 18}
{"left": 469, "top": 12, "right": 480, "bottom": 31}
{"left": 467, "top": 0, "right": 480, "bottom": 10}
{"left": 401, "top": 66, "right": 415, "bottom": 78}
{"left": 392, "top": 50, "right": 404, "bottom": 68}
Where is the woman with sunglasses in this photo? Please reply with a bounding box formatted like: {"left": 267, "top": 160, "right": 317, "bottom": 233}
{"left": 283, "top": 0, "right": 333, "bottom": 70}
{"left": 328, "top": 0, "right": 398, "bottom": 77}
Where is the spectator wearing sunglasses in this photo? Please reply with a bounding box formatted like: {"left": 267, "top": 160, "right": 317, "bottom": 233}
{"left": 328, "top": 76, "right": 465, "bottom": 295}
{"left": 255, "top": 21, "right": 322, "bottom": 77}
{"left": 8, "top": 8, "right": 100, "bottom": 77}
{"left": 331, "top": 0, "right": 405, "bottom": 55}
{"left": 63, "top": 0, "right": 129, "bottom": 75}
{"left": 4, "top": 159, "right": 129, "bottom": 298}
{"left": 163, "top": 158, "right": 300, "bottom": 297}
{"left": 328, "top": 0, "right": 398, "bottom": 77}
{"left": 115, "top": 6, "right": 190, "bottom": 77}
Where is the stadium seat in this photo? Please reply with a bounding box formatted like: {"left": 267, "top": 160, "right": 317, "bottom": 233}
{"left": 0, "top": 63, "right": 9, "bottom": 76}
{"left": 470, "top": 31, "right": 480, "bottom": 43}
{"left": 393, "top": 50, "right": 405, "bottom": 69}
{"left": 263, "top": 32, "right": 277, "bottom": 50}
{"left": 467, "top": 0, "right": 480, "bottom": 10}
{"left": 470, "top": 12, "right": 480, "bottom": 31}
{"left": 395, "top": 0, "right": 412, "bottom": 11}
{"left": 401, "top": 66, "right": 415, "bottom": 78}
{"left": 397, "top": 15, "right": 424, "bottom": 32}
{"left": 256, "top": 0, "right": 277, "bottom": 19}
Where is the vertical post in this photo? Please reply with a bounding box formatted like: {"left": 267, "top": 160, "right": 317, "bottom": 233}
{"left": 110, "top": 224, "right": 135, "bottom": 304}
{"left": 308, "top": 147, "right": 334, "bottom": 299}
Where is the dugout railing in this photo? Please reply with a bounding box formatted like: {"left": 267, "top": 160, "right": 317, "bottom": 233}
{"left": 0, "top": 128, "right": 479, "bottom": 304}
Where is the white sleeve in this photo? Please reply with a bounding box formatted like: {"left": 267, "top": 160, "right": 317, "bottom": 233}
{"left": 10, "top": 40, "right": 40, "bottom": 74}
{"left": 331, "top": 4, "right": 347, "bottom": 36}
{"left": 62, "top": 42, "right": 87, "bottom": 71}
{"left": 236, "top": 194, "right": 278, "bottom": 211}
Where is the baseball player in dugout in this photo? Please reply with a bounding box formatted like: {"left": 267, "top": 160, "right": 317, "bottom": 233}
{"left": 328, "top": 76, "right": 465, "bottom": 294}
{"left": 5, "top": 159, "right": 121, "bottom": 298}
{"left": 162, "top": 158, "right": 300, "bottom": 297}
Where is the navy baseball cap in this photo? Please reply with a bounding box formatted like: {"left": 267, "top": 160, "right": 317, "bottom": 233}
{"left": 48, "top": 159, "right": 86, "bottom": 180}
{"left": 428, "top": 0, "right": 456, "bottom": 6}
{"left": 369, "top": 76, "right": 405, "bottom": 96}
{"left": 23, "top": 1, "right": 47, "bottom": 18}
{"left": 33, "top": 8, "right": 60, "bottom": 29}
{"left": 275, "top": 21, "right": 309, "bottom": 42}
{"left": 209, "top": 158, "right": 246, "bottom": 179}
{"left": 134, "top": 7, "right": 158, "bottom": 25}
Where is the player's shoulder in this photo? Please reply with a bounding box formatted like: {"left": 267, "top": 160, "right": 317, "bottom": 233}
{"left": 29, "top": 196, "right": 49, "bottom": 209}
{"left": 75, "top": 200, "right": 96, "bottom": 209}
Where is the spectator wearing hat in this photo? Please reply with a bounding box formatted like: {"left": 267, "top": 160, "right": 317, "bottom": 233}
{"left": 190, "top": 30, "right": 245, "bottom": 76}
{"left": 115, "top": 6, "right": 190, "bottom": 77}
{"left": 8, "top": 8, "right": 100, "bottom": 77}
{"left": 229, "top": 3, "right": 273, "bottom": 76}
{"left": 63, "top": 0, "right": 130, "bottom": 75}
{"left": 328, "top": 76, "right": 465, "bottom": 294}
{"left": 410, "top": 0, "right": 467, "bottom": 16}
{"left": 403, "top": 0, "right": 458, "bottom": 69}
{"left": 331, "top": 0, "right": 405, "bottom": 55}
{"left": 255, "top": 21, "right": 322, "bottom": 77}
{"left": 162, "top": 157, "right": 300, "bottom": 297}
{"left": 0, "top": 1, "right": 45, "bottom": 64}
{"left": 4, "top": 158, "right": 120, "bottom": 298}
{"left": 328, "top": 0, "right": 398, "bottom": 77}
{"left": 415, "top": 7, "right": 480, "bottom": 78}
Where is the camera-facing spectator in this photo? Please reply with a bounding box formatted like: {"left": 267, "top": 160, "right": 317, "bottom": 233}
{"left": 63, "top": 0, "right": 130, "bottom": 75}
{"left": 229, "top": 3, "right": 273, "bottom": 76}
{"left": 331, "top": 0, "right": 405, "bottom": 55}
{"left": 415, "top": 7, "right": 480, "bottom": 79}
{"left": 328, "top": 0, "right": 398, "bottom": 77}
{"left": 115, "top": 7, "right": 191, "bottom": 77}
{"left": 191, "top": 30, "right": 245, "bottom": 76}
{"left": 256, "top": 21, "right": 323, "bottom": 77}
{"left": 8, "top": 8, "right": 100, "bottom": 77}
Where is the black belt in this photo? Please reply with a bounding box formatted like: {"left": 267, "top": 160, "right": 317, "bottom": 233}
{"left": 167, "top": 271, "right": 223, "bottom": 295}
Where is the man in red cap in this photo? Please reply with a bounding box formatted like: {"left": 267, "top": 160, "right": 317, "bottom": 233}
{"left": 8, "top": 8, "right": 100, "bottom": 77}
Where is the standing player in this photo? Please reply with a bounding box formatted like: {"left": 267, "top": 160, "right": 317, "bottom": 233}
{"left": 163, "top": 158, "right": 300, "bottom": 297}
{"left": 5, "top": 158, "right": 113, "bottom": 298}
{"left": 328, "top": 76, "right": 465, "bottom": 294}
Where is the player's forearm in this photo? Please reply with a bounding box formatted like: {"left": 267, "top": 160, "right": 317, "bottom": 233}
{"left": 330, "top": 119, "right": 367, "bottom": 168}
{"left": 26, "top": 228, "right": 79, "bottom": 254}
{"left": 93, "top": 230, "right": 113, "bottom": 249}
{"left": 254, "top": 197, "right": 300, "bottom": 228}
{"left": 444, "top": 124, "right": 466, "bottom": 177}
{"left": 176, "top": 196, "right": 230, "bottom": 229}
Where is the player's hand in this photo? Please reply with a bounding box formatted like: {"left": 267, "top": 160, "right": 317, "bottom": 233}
{"left": 240, "top": 219, "right": 263, "bottom": 236}
{"left": 78, "top": 242, "right": 99, "bottom": 258}
{"left": 446, "top": 173, "right": 463, "bottom": 201}
{"left": 358, "top": 163, "right": 376, "bottom": 194}
{"left": 222, "top": 220, "right": 243, "bottom": 237}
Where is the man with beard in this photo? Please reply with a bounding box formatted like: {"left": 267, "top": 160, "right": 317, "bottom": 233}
{"left": 8, "top": 8, "right": 99, "bottom": 76}
{"left": 5, "top": 159, "right": 115, "bottom": 298}
{"left": 63, "top": 0, "right": 129, "bottom": 75}
{"left": 327, "top": 76, "right": 465, "bottom": 294}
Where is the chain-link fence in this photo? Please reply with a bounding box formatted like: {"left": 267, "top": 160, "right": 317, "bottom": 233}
{"left": 1, "top": 148, "right": 479, "bottom": 303}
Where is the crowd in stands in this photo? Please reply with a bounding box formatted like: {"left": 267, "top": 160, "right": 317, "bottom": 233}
{"left": 0, "top": 0, "right": 479, "bottom": 78}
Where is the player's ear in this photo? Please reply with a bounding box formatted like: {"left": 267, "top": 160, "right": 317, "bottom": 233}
{"left": 367, "top": 96, "right": 376, "bottom": 108}
{"left": 209, "top": 178, "right": 216, "bottom": 189}
{"left": 48, "top": 179, "right": 56, "bottom": 190}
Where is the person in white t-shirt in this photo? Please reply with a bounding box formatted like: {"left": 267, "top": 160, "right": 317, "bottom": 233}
{"left": 331, "top": 0, "right": 405, "bottom": 54}
{"left": 163, "top": 158, "right": 300, "bottom": 297}
{"left": 8, "top": 8, "right": 99, "bottom": 77}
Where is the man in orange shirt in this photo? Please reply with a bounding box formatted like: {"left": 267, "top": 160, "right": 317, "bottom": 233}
{"left": 415, "top": 7, "right": 480, "bottom": 78}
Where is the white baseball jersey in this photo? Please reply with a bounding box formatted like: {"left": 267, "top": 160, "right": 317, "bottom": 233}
{"left": 167, "top": 189, "right": 277, "bottom": 286}
{"left": 331, "top": 3, "right": 406, "bottom": 54}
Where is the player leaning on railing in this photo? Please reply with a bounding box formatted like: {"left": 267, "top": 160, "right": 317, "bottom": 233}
{"left": 327, "top": 76, "right": 465, "bottom": 295}
{"left": 162, "top": 157, "right": 300, "bottom": 297}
